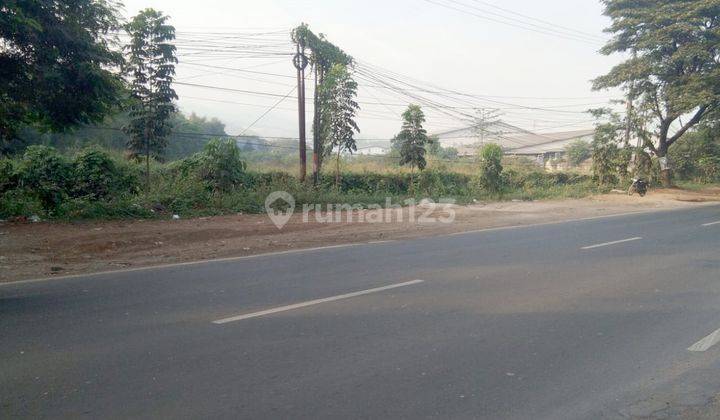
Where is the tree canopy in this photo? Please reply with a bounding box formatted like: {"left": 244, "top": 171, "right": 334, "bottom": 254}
{"left": 124, "top": 8, "right": 178, "bottom": 186}
{"left": 593, "top": 0, "right": 720, "bottom": 184}
{"left": 319, "top": 64, "right": 360, "bottom": 185}
{"left": 394, "top": 105, "right": 429, "bottom": 173}
{"left": 0, "top": 0, "right": 125, "bottom": 147}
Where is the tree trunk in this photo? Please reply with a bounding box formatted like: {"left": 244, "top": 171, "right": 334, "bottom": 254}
{"left": 656, "top": 124, "right": 673, "bottom": 188}
{"left": 656, "top": 142, "right": 672, "bottom": 188}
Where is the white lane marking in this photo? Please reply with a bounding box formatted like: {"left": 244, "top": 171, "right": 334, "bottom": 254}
{"left": 688, "top": 327, "right": 720, "bottom": 352}
{"left": 581, "top": 237, "right": 642, "bottom": 250}
{"left": 702, "top": 221, "right": 720, "bottom": 227}
{"left": 212, "top": 280, "right": 424, "bottom": 324}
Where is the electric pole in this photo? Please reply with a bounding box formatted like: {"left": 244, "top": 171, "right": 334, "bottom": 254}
{"left": 293, "top": 43, "right": 309, "bottom": 182}
{"left": 474, "top": 108, "right": 501, "bottom": 146}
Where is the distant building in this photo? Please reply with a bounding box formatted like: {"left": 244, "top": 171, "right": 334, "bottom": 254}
{"left": 434, "top": 122, "right": 594, "bottom": 166}
{"left": 355, "top": 145, "right": 390, "bottom": 156}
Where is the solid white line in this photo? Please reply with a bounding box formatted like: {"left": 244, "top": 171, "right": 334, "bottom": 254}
{"left": 212, "top": 280, "right": 424, "bottom": 324}
{"left": 702, "top": 221, "right": 720, "bottom": 227}
{"left": 688, "top": 327, "right": 720, "bottom": 352}
{"left": 581, "top": 237, "right": 642, "bottom": 250}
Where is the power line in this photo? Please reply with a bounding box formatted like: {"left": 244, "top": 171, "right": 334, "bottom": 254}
{"left": 422, "top": 0, "right": 604, "bottom": 46}
{"left": 467, "top": 0, "right": 605, "bottom": 41}
{"left": 240, "top": 86, "right": 297, "bottom": 135}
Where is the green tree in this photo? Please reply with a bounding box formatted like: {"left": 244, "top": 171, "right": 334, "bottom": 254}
{"left": 427, "top": 135, "right": 443, "bottom": 156}
{"left": 17, "top": 145, "right": 73, "bottom": 211}
{"left": 194, "top": 139, "right": 247, "bottom": 192}
{"left": 669, "top": 124, "right": 720, "bottom": 181}
{"left": 394, "top": 105, "right": 429, "bottom": 188}
{"left": 427, "top": 136, "right": 460, "bottom": 160}
{"left": 292, "top": 24, "right": 352, "bottom": 182}
{"left": 0, "top": 0, "right": 124, "bottom": 150}
{"left": 591, "top": 122, "right": 621, "bottom": 185}
{"left": 593, "top": 0, "right": 720, "bottom": 186}
{"left": 124, "top": 9, "right": 178, "bottom": 188}
{"left": 565, "top": 140, "right": 592, "bottom": 167}
{"left": 478, "top": 143, "right": 504, "bottom": 192}
{"left": 319, "top": 64, "right": 360, "bottom": 186}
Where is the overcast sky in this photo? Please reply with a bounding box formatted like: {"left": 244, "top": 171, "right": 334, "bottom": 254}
{"left": 118, "top": 0, "right": 625, "bottom": 142}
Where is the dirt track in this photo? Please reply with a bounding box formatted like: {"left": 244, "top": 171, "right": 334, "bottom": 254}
{"left": 1, "top": 187, "right": 719, "bottom": 282}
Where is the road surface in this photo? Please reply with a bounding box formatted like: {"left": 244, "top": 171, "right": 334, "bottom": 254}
{"left": 2, "top": 205, "right": 720, "bottom": 419}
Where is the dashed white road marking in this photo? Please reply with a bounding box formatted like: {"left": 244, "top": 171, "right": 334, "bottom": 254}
{"left": 702, "top": 221, "right": 720, "bottom": 227}
{"left": 688, "top": 327, "right": 720, "bottom": 352}
{"left": 212, "top": 279, "right": 424, "bottom": 324}
{"left": 581, "top": 237, "right": 642, "bottom": 250}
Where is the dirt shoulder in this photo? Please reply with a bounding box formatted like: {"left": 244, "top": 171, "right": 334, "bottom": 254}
{"left": 1, "top": 187, "right": 719, "bottom": 283}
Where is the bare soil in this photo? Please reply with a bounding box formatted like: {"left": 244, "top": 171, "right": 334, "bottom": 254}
{"left": 1, "top": 187, "right": 719, "bottom": 283}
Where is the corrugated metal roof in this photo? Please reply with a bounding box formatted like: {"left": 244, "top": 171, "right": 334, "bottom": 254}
{"left": 435, "top": 122, "right": 594, "bottom": 155}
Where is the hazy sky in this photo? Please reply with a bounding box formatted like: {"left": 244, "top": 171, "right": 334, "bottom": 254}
{"left": 119, "top": 0, "right": 624, "bottom": 141}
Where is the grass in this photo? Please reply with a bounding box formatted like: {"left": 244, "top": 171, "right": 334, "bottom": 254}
{"left": 673, "top": 181, "right": 720, "bottom": 191}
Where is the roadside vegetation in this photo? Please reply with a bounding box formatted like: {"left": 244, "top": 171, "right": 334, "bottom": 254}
{"left": 2, "top": 0, "right": 720, "bottom": 222}
{"left": 0, "top": 140, "right": 602, "bottom": 220}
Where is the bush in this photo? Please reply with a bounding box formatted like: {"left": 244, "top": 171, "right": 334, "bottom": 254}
{"left": 17, "top": 145, "right": 73, "bottom": 211}
{"left": 591, "top": 129, "right": 620, "bottom": 185}
{"left": 565, "top": 140, "right": 592, "bottom": 166}
{"left": 0, "top": 189, "right": 44, "bottom": 219}
{"left": 669, "top": 127, "right": 720, "bottom": 181}
{"left": 198, "top": 139, "right": 247, "bottom": 191}
{"left": 57, "top": 195, "right": 153, "bottom": 220}
{"left": 478, "top": 144, "right": 504, "bottom": 192}
{"left": 698, "top": 156, "right": 720, "bottom": 182}
{"left": 72, "top": 148, "right": 139, "bottom": 199}
{"left": 174, "top": 139, "right": 248, "bottom": 192}
{"left": 0, "top": 158, "right": 16, "bottom": 194}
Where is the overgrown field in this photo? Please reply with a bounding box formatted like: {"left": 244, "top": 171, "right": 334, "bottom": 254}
{"left": 0, "top": 140, "right": 603, "bottom": 220}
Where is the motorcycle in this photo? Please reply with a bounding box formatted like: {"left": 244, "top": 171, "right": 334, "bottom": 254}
{"left": 628, "top": 178, "right": 648, "bottom": 197}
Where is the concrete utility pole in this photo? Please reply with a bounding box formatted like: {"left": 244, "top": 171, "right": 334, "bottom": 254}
{"left": 293, "top": 44, "right": 309, "bottom": 182}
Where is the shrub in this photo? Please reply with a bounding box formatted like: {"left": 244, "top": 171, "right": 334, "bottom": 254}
{"left": 0, "top": 189, "right": 44, "bottom": 218}
{"left": 0, "top": 158, "right": 16, "bottom": 194}
{"left": 17, "top": 145, "right": 73, "bottom": 211}
{"left": 478, "top": 144, "right": 504, "bottom": 192}
{"left": 565, "top": 140, "right": 592, "bottom": 166}
{"left": 72, "top": 148, "right": 139, "bottom": 199}
{"left": 175, "top": 139, "right": 248, "bottom": 192}
{"left": 698, "top": 156, "right": 720, "bottom": 182}
{"left": 591, "top": 131, "right": 620, "bottom": 185}
{"left": 57, "top": 195, "right": 153, "bottom": 220}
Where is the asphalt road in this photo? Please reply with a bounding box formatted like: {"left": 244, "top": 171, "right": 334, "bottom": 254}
{"left": 2, "top": 205, "right": 720, "bottom": 419}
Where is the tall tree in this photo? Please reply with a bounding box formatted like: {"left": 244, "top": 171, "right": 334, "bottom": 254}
{"left": 593, "top": 0, "right": 720, "bottom": 186}
{"left": 319, "top": 64, "right": 360, "bottom": 186}
{"left": 124, "top": 9, "right": 178, "bottom": 188}
{"left": 0, "top": 0, "right": 124, "bottom": 152}
{"left": 394, "top": 105, "right": 429, "bottom": 188}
